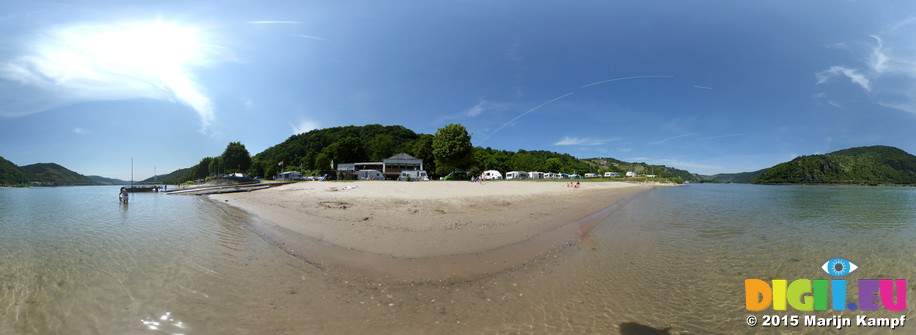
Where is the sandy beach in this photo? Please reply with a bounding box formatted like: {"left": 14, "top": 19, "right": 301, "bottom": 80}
{"left": 211, "top": 180, "right": 656, "bottom": 282}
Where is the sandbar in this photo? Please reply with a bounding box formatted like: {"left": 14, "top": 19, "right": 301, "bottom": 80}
{"left": 210, "top": 181, "right": 656, "bottom": 282}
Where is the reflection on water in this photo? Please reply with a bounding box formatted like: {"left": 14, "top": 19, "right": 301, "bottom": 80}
{"left": 1, "top": 184, "right": 915, "bottom": 334}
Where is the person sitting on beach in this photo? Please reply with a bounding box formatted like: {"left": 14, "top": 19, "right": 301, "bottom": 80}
{"left": 119, "top": 187, "right": 129, "bottom": 203}
{"left": 575, "top": 181, "right": 581, "bottom": 188}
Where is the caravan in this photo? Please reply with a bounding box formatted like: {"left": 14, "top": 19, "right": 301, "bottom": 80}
{"left": 398, "top": 170, "right": 428, "bottom": 181}
{"left": 506, "top": 171, "right": 528, "bottom": 179}
{"left": 357, "top": 169, "right": 384, "bottom": 180}
{"left": 482, "top": 170, "right": 503, "bottom": 180}
{"left": 528, "top": 171, "right": 544, "bottom": 179}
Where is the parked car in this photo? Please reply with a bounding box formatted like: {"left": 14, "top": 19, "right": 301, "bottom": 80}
{"left": 442, "top": 171, "right": 469, "bottom": 180}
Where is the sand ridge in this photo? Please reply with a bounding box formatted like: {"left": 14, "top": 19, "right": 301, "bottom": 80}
{"left": 211, "top": 180, "right": 656, "bottom": 282}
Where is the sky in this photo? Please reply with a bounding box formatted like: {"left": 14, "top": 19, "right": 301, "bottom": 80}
{"left": 2, "top": 1, "right": 916, "bottom": 180}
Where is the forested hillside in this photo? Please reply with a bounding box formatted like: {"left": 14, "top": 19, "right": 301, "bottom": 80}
{"left": 21, "top": 163, "right": 98, "bottom": 185}
{"left": 753, "top": 145, "right": 916, "bottom": 185}
{"left": 0, "top": 156, "right": 34, "bottom": 186}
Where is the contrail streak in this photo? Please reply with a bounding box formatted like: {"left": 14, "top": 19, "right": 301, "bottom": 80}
{"left": 581, "top": 75, "right": 674, "bottom": 88}
{"left": 479, "top": 74, "right": 673, "bottom": 144}
{"left": 480, "top": 92, "right": 574, "bottom": 143}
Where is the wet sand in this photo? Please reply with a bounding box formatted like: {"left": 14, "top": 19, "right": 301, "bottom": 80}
{"left": 210, "top": 181, "right": 655, "bottom": 282}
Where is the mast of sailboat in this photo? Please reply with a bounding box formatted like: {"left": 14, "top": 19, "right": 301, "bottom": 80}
{"left": 130, "top": 157, "right": 134, "bottom": 188}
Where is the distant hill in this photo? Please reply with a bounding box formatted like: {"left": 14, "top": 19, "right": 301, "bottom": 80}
{"left": 702, "top": 169, "right": 766, "bottom": 183}
{"left": 584, "top": 157, "right": 701, "bottom": 182}
{"left": 21, "top": 163, "right": 99, "bottom": 185}
{"left": 753, "top": 145, "right": 916, "bottom": 185}
{"left": 140, "top": 167, "right": 191, "bottom": 185}
{"left": 87, "top": 175, "right": 129, "bottom": 185}
{"left": 0, "top": 156, "right": 36, "bottom": 185}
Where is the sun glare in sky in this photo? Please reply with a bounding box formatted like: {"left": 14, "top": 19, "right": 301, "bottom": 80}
{"left": 79, "top": 22, "right": 202, "bottom": 75}
{"left": 3, "top": 20, "right": 217, "bottom": 129}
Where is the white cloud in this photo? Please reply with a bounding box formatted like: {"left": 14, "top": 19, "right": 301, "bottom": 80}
{"left": 0, "top": 21, "right": 218, "bottom": 131}
{"left": 815, "top": 66, "right": 870, "bottom": 91}
{"left": 816, "top": 19, "right": 916, "bottom": 116}
{"left": 466, "top": 101, "right": 485, "bottom": 117}
{"left": 652, "top": 159, "right": 724, "bottom": 172}
{"left": 247, "top": 21, "right": 301, "bottom": 24}
{"left": 291, "top": 120, "right": 318, "bottom": 134}
{"left": 463, "top": 99, "right": 510, "bottom": 117}
{"left": 553, "top": 136, "right": 619, "bottom": 146}
{"left": 73, "top": 127, "right": 89, "bottom": 135}
{"left": 648, "top": 133, "right": 696, "bottom": 145}
{"left": 294, "top": 34, "right": 326, "bottom": 41}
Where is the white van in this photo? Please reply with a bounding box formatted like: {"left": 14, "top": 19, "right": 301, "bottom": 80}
{"left": 357, "top": 169, "right": 384, "bottom": 180}
{"left": 398, "top": 170, "right": 428, "bottom": 181}
{"left": 528, "top": 171, "right": 544, "bottom": 179}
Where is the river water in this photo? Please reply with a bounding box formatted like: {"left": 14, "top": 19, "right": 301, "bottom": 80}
{"left": 1, "top": 184, "right": 914, "bottom": 334}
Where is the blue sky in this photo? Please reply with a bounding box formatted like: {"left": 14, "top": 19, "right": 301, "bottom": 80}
{"left": 2, "top": 1, "right": 916, "bottom": 180}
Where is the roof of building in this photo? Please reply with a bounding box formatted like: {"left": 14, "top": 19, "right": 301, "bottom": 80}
{"left": 382, "top": 152, "right": 421, "bottom": 164}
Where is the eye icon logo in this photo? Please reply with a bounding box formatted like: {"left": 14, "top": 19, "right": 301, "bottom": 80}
{"left": 822, "top": 258, "right": 858, "bottom": 276}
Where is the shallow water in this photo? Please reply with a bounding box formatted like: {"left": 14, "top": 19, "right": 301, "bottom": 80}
{"left": 1, "top": 184, "right": 914, "bottom": 334}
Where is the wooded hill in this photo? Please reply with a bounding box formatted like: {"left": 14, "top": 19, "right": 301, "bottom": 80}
{"left": 0, "top": 160, "right": 102, "bottom": 186}
{"left": 583, "top": 157, "right": 701, "bottom": 182}
{"left": 0, "top": 156, "right": 35, "bottom": 186}
{"left": 702, "top": 169, "right": 766, "bottom": 183}
{"left": 222, "top": 124, "right": 697, "bottom": 181}
{"left": 753, "top": 145, "right": 916, "bottom": 185}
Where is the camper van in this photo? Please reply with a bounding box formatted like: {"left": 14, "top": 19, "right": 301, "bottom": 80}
{"left": 506, "top": 171, "right": 528, "bottom": 179}
{"left": 482, "top": 170, "right": 503, "bottom": 180}
{"left": 604, "top": 172, "right": 620, "bottom": 178}
{"left": 357, "top": 169, "right": 384, "bottom": 180}
{"left": 528, "top": 171, "right": 544, "bottom": 179}
{"left": 398, "top": 170, "right": 428, "bottom": 181}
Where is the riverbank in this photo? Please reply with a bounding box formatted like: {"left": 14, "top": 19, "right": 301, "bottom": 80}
{"left": 210, "top": 180, "right": 657, "bottom": 282}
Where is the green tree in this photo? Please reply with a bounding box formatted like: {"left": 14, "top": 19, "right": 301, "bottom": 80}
{"left": 335, "top": 137, "right": 365, "bottom": 163}
{"left": 186, "top": 157, "right": 214, "bottom": 180}
{"left": 247, "top": 159, "right": 265, "bottom": 178}
{"left": 545, "top": 157, "right": 562, "bottom": 172}
{"left": 366, "top": 134, "right": 396, "bottom": 161}
{"left": 410, "top": 134, "right": 436, "bottom": 175}
{"left": 314, "top": 152, "right": 332, "bottom": 171}
{"left": 208, "top": 157, "right": 223, "bottom": 176}
{"left": 510, "top": 152, "right": 542, "bottom": 172}
{"left": 432, "top": 123, "right": 473, "bottom": 172}
{"left": 221, "top": 142, "right": 252, "bottom": 173}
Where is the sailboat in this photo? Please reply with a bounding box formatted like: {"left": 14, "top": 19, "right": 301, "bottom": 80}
{"left": 126, "top": 158, "right": 162, "bottom": 192}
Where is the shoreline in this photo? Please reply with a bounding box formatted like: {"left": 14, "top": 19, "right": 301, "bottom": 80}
{"left": 211, "top": 181, "right": 658, "bottom": 282}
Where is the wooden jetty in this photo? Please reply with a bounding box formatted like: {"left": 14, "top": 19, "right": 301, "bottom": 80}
{"left": 165, "top": 181, "right": 292, "bottom": 196}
